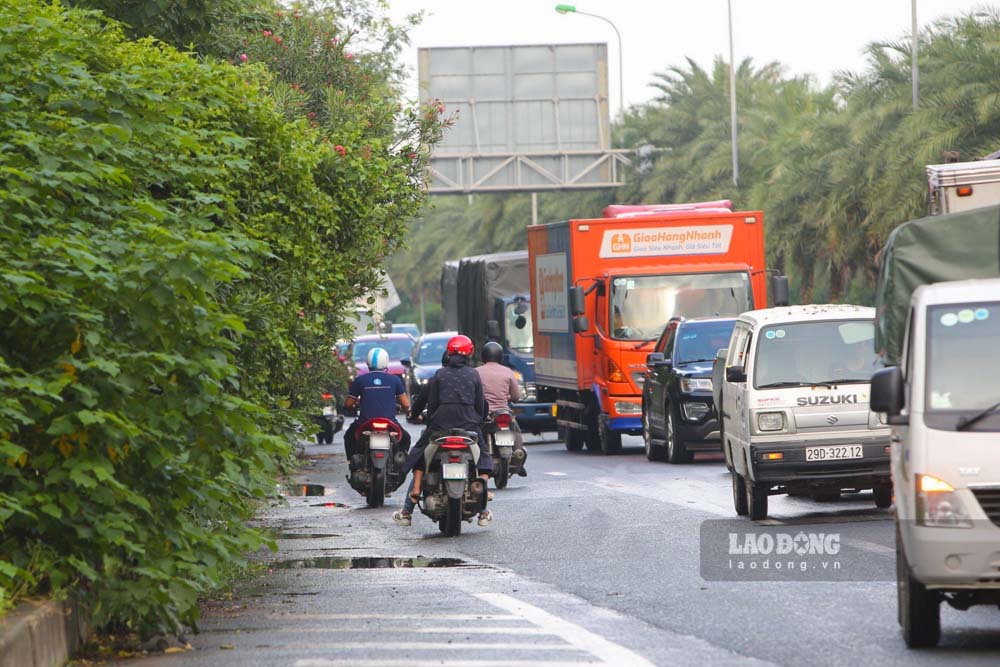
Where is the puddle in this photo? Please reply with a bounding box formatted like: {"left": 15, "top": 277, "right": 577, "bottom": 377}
{"left": 279, "top": 483, "right": 334, "bottom": 497}
{"left": 270, "top": 557, "right": 471, "bottom": 570}
{"left": 275, "top": 533, "right": 341, "bottom": 540}
{"left": 310, "top": 502, "right": 350, "bottom": 508}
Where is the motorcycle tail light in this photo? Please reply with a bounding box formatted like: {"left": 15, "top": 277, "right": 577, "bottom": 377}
{"left": 495, "top": 413, "right": 512, "bottom": 428}
{"left": 371, "top": 419, "right": 390, "bottom": 430}
{"left": 440, "top": 437, "right": 470, "bottom": 450}
{"left": 374, "top": 451, "right": 386, "bottom": 459}
{"left": 321, "top": 393, "right": 333, "bottom": 400}
{"left": 448, "top": 456, "right": 461, "bottom": 463}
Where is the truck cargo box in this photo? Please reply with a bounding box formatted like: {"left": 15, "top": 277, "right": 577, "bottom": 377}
{"left": 456, "top": 251, "right": 529, "bottom": 354}
{"left": 875, "top": 204, "right": 1000, "bottom": 366}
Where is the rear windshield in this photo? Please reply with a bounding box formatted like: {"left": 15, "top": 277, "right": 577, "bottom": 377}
{"left": 415, "top": 337, "right": 449, "bottom": 364}
{"left": 675, "top": 322, "right": 736, "bottom": 365}
{"left": 352, "top": 338, "right": 412, "bottom": 362}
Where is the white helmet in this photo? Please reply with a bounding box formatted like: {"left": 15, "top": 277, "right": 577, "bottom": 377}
{"left": 366, "top": 347, "right": 389, "bottom": 370}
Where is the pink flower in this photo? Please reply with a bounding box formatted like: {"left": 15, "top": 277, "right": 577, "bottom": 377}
{"left": 334, "top": 145, "right": 347, "bottom": 157}
{"left": 307, "top": 111, "right": 316, "bottom": 119}
{"left": 239, "top": 53, "right": 248, "bottom": 63}
{"left": 408, "top": 152, "right": 418, "bottom": 160}
{"left": 345, "top": 52, "right": 354, "bottom": 60}
{"left": 297, "top": 310, "right": 305, "bottom": 318}
{"left": 262, "top": 29, "right": 272, "bottom": 37}
{"left": 304, "top": 361, "right": 312, "bottom": 369}
{"left": 272, "top": 35, "right": 283, "bottom": 44}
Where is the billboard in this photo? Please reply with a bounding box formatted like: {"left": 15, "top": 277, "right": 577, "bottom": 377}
{"left": 419, "top": 43, "right": 628, "bottom": 193}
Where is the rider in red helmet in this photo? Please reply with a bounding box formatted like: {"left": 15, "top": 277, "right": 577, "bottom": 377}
{"left": 394, "top": 334, "right": 494, "bottom": 527}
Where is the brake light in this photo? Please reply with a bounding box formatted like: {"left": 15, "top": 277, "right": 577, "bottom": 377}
{"left": 495, "top": 413, "right": 512, "bottom": 428}
{"left": 448, "top": 456, "right": 461, "bottom": 463}
{"left": 371, "top": 420, "right": 390, "bottom": 430}
{"left": 440, "top": 436, "right": 470, "bottom": 450}
{"left": 374, "top": 451, "right": 386, "bottom": 458}
{"left": 607, "top": 358, "right": 627, "bottom": 383}
{"left": 321, "top": 393, "right": 333, "bottom": 400}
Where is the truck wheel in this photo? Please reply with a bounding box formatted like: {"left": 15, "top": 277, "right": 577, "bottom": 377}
{"left": 746, "top": 478, "right": 769, "bottom": 520}
{"left": 561, "top": 426, "right": 585, "bottom": 452}
{"left": 642, "top": 411, "right": 666, "bottom": 461}
{"left": 874, "top": 484, "right": 893, "bottom": 509}
{"left": 731, "top": 469, "right": 749, "bottom": 516}
{"left": 897, "top": 523, "right": 940, "bottom": 647}
{"left": 665, "top": 407, "right": 692, "bottom": 463}
{"left": 598, "top": 417, "right": 622, "bottom": 455}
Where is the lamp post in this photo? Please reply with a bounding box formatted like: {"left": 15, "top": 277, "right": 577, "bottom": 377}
{"left": 911, "top": 0, "right": 919, "bottom": 109}
{"left": 555, "top": 4, "right": 624, "bottom": 116}
{"left": 728, "top": 0, "right": 739, "bottom": 186}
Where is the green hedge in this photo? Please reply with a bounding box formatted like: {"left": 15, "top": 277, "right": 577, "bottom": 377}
{"left": 0, "top": 0, "right": 408, "bottom": 632}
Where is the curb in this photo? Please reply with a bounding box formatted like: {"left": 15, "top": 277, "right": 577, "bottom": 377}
{"left": 0, "top": 598, "right": 88, "bottom": 667}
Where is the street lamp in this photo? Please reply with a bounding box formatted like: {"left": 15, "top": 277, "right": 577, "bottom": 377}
{"left": 728, "top": 0, "right": 739, "bottom": 186}
{"left": 554, "top": 4, "right": 624, "bottom": 116}
{"left": 911, "top": 0, "right": 919, "bottom": 109}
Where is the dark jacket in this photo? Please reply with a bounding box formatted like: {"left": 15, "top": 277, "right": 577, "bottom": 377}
{"left": 421, "top": 354, "right": 488, "bottom": 434}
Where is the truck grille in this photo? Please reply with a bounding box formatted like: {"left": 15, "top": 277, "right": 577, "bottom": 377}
{"left": 971, "top": 488, "right": 1000, "bottom": 526}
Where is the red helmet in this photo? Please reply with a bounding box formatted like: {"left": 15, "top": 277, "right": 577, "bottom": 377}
{"left": 446, "top": 334, "right": 474, "bottom": 357}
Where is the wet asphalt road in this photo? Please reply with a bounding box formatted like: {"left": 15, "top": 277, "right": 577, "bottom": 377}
{"left": 118, "top": 423, "right": 1000, "bottom": 667}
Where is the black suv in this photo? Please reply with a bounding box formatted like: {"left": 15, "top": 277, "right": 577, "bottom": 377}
{"left": 641, "top": 317, "right": 736, "bottom": 463}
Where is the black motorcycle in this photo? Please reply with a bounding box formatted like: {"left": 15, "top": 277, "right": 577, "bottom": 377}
{"left": 346, "top": 418, "right": 406, "bottom": 507}
{"left": 414, "top": 430, "right": 487, "bottom": 536}
{"left": 313, "top": 391, "right": 344, "bottom": 445}
{"left": 483, "top": 409, "right": 523, "bottom": 489}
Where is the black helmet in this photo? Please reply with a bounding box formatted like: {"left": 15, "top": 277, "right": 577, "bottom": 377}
{"left": 481, "top": 341, "right": 503, "bottom": 363}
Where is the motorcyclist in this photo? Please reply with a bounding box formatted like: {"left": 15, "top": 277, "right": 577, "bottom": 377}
{"left": 343, "top": 347, "right": 411, "bottom": 470}
{"left": 393, "top": 334, "right": 493, "bottom": 527}
{"left": 476, "top": 341, "right": 527, "bottom": 476}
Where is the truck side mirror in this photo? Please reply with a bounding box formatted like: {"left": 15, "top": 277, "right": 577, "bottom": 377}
{"left": 771, "top": 275, "right": 790, "bottom": 307}
{"left": 569, "top": 286, "right": 586, "bottom": 316}
{"left": 486, "top": 319, "right": 501, "bottom": 340}
{"left": 573, "top": 315, "right": 590, "bottom": 334}
{"left": 871, "top": 366, "right": 906, "bottom": 422}
{"left": 726, "top": 365, "right": 747, "bottom": 383}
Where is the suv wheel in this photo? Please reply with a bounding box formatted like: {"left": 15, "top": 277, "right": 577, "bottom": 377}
{"left": 665, "top": 406, "right": 692, "bottom": 463}
{"left": 642, "top": 410, "right": 666, "bottom": 461}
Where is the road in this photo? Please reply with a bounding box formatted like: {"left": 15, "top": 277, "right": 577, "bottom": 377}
{"left": 120, "top": 424, "right": 1000, "bottom": 666}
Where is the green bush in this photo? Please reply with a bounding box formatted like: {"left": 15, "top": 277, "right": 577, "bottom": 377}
{"left": 0, "top": 0, "right": 441, "bottom": 632}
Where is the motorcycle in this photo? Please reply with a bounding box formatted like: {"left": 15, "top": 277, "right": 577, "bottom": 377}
{"left": 483, "top": 409, "right": 523, "bottom": 489}
{"left": 346, "top": 418, "right": 407, "bottom": 508}
{"left": 414, "top": 430, "right": 487, "bottom": 536}
{"left": 313, "top": 391, "right": 344, "bottom": 445}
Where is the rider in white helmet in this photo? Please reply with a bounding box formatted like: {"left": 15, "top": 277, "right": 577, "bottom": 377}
{"left": 343, "top": 346, "right": 411, "bottom": 469}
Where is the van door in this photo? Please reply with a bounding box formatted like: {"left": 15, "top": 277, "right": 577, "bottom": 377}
{"left": 722, "top": 323, "right": 750, "bottom": 469}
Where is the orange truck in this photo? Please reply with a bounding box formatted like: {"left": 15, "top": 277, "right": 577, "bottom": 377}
{"left": 527, "top": 202, "right": 776, "bottom": 454}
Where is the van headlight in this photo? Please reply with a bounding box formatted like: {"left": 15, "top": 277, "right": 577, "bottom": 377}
{"left": 680, "top": 378, "right": 712, "bottom": 393}
{"left": 757, "top": 412, "right": 785, "bottom": 432}
{"left": 916, "top": 474, "right": 972, "bottom": 528}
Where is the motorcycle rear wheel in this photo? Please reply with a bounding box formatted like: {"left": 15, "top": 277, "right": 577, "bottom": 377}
{"left": 366, "top": 467, "right": 385, "bottom": 508}
{"left": 494, "top": 457, "right": 509, "bottom": 489}
{"left": 439, "top": 497, "right": 462, "bottom": 536}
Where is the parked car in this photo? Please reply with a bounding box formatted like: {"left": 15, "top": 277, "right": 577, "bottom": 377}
{"left": 641, "top": 317, "right": 736, "bottom": 463}
{"left": 347, "top": 334, "right": 413, "bottom": 381}
{"left": 390, "top": 322, "right": 421, "bottom": 340}
{"left": 401, "top": 331, "right": 457, "bottom": 398}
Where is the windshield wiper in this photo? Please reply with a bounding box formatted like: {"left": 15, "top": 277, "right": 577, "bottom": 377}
{"left": 810, "top": 378, "right": 867, "bottom": 388}
{"left": 681, "top": 358, "right": 717, "bottom": 364}
{"left": 756, "top": 381, "right": 807, "bottom": 389}
{"left": 956, "top": 400, "right": 1000, "bottom": 431}
{"left": 633, "top": 338, "right": 657, "bottom": 350}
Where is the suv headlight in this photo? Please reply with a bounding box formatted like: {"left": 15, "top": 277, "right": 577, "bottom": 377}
{"left": 757, "top": 412, "right": 785, "bottom": 432}
{"left": 916, "top": 474, "right": 972, "bottom": 528}
{"left": 680, "top": 378, "right": 712, "bottom": 393}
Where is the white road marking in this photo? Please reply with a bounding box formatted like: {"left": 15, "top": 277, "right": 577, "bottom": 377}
{"left": 271, "top": 613, "right": 519, "bottom": 621}
{"left": 478, "top": 593, "right": 656, "bottom": 667}
{"left": 411, "top": 626, "right": 549, "bottom": 635}
{"left": 283, "top": 642, "right": 578, "bottom": 651}
{"left": 545, "top": 472, "right": 568, "bottom": 476}
{"left": 844, "top": 538, "right": 896, "bottom": 556}
{"left": 295, "top": 661, "right": 598, "bottom": 667}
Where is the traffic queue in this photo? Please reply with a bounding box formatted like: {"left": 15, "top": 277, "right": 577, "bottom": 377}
{"left": 326, "top": 154, "right": 1000, "bottom": 649}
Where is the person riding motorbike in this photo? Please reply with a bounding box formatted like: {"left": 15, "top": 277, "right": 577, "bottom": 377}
{"left": 343, "top": 347, "right": 411, "bottom": 470}
{"left": 476, "top": 341, "right": 527, "bottom": 476}
{"left": 393, "top": 334, "right": 493, "bottom": 527}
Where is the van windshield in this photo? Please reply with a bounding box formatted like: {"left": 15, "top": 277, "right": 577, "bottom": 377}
{"left": 754, "top": 319, "right": 878, "bottom": 389}
{"left": 926, "top": 302, "right": 1000, "bottom": 412}
{"left": 609, "top": 272, "right": 751, "bottom": 341}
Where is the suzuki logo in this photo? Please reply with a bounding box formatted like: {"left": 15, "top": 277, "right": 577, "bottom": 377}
{"left": 610, "top": 233, "right": 631, "bottom": 254}
{"left": 826, "top": 415, "right": 839, "bottom": 425}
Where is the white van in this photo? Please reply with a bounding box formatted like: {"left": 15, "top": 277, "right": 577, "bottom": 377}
{"left": 872, "top": 278, "right": 1000, "bottom": 648}
{"left": 719, "top": 305, "right": 892, "bottom": 520}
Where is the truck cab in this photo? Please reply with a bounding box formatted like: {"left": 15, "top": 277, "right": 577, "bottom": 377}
{"left": 872, "top": 278, "right": 1000, "bottom": 648}
{"left": 720, "top": 305, "right": 892, "bottom": 520}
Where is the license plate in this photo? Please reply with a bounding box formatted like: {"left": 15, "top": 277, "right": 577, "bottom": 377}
{"left": 368, "top": 433, "right": 391, "bottom": 450}
{"left": 322, "top": 406, "right": 335, "bottom": 416}
{"left": 494, "top": 432, "right": 515, "bottom": 447}
{"left": 442, "top": 462, "right": 467, "bottom": 480}
{"left": 805, "top": 445, "right": 863, "bottom": 461}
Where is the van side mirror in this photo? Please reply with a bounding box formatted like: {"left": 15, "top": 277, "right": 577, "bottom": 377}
{"left": 871, "top": 366, "right": 906, "bottom": 423}
{"left": 771, "top": 275, "right": 790, "bottom": 307}
{"left": 573, "top": 315, "right": 590, "bottom": 334}
{"left": 486, "top": 319, "right": 501, "bottom": 340}
{"left": 569, "top": 286, "right": 586, "bottom": 316}
{"left": 726, "top": 365, "right": 747, "bottom": 383}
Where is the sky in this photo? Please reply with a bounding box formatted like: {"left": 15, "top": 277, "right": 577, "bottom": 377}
{"left": 386, "top": 0, "right": 996, "bottom": 115}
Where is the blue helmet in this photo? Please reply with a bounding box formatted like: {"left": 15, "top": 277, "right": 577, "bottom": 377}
{"left": 366, "top": 347, "right": 389, "bottom": 370}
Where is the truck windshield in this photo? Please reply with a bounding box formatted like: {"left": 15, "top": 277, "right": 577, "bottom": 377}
{"left": 926, "top": 302, "right": 1000, "bottom": 413}
{"left": 505, "top": 302, "right": 534, "bottom": 354}
{"left": 753, "top": 320, "right": 878, "bottom": 389}
{"left": 609, "top": 272, "right": 751, "bottom": 341}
